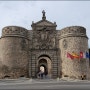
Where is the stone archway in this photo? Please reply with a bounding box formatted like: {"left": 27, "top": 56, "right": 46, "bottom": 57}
{"left": 37, "top": 55, "right": 52, "bottom": 78}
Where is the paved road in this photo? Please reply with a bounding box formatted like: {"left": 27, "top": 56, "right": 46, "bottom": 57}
{"left": 0, "top": 79, "right": 90, "bottom": 90}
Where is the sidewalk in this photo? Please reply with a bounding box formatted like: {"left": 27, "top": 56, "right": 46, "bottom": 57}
{"left": 0, "top": 78, "right": 30, "bottom": 85}
{"left": 0, "top": 78, "right": 90, "bottom": 86}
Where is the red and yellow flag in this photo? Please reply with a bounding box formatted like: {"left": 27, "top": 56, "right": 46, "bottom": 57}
{"left": 67, "top": 52, "right": 74, "bottom": 60}
{"left": 71, "top": 52, "right": 79, "bottom": 59}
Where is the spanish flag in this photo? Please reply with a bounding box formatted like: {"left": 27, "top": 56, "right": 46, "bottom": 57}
{"left": 71, "top": 52, "right": 79, "bottom": 59}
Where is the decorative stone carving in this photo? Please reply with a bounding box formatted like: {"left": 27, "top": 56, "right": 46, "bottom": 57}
{"left": 32, "top": 28, "right": 56, "bottom": 49}
{"left": 2, "top": 26, "right": 27, "bottom": 37}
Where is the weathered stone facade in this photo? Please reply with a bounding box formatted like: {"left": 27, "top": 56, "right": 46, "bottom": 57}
{"left": 0, "top": 11, "right": 89, "bottom": 79}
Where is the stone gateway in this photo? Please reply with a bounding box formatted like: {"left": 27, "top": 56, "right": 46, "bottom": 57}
{"left": 0, "top": 11, "right": 89, "bottom": 80}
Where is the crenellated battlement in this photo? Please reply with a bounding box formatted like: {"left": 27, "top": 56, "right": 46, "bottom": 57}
{"left": 2, "top": 26, "right": 28, "bottom": 38}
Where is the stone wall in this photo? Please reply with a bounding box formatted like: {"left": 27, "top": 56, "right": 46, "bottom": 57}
{"left": 59, "top": 26, "right": 89, "bottom": 79}
{"left": 28, "top": 25, "right": 61, "bottom": 78}
{"left": 29, "top": 49, "right": 60, "bottom": 78}
{"left": 0, "top": 26, "right": 29, "bottom": 79}
{"left": 0, "top": 24, "right": 89, "bottom": 80}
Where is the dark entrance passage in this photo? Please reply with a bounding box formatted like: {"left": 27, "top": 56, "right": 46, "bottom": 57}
{"left": 37, "top": 55, "right": 52, "bottom": 79}
{"left": 39, "top": 65, "right": 48, "bottom": 76}
{"left": 37, "top": 59, "right": 48, "bottom": 79}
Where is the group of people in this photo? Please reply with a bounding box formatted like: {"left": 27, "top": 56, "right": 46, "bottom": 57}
{"left": 37, "top": 66, "right": 48, "bottom": 79}
{"left": 37, "top": 70, "right": 45, "bottom": 79}
{"left": 37, "top": 70, "right": 47, "bottom": 79}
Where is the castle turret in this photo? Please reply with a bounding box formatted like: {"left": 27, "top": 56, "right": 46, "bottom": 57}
{"left": 0, "top": 26, "right": 29, "bottom": 79}
{"left": 59, "top": 26, "right": 89, "bottom": 79}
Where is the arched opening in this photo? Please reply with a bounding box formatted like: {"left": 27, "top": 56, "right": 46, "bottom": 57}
{"left": 37, "top": 55, "right": 52, "bottom": 79}
{"left": 38, "top": 54, "right": 51, "bottom": 60}
{"left": 39, "top": 59, "right": 48, "bottom": 75}
{"left": 4, "top": 75, "right": 10, "bottom": 79}
{"left": 20, "top": 75, "right": 25, "bottom": 77}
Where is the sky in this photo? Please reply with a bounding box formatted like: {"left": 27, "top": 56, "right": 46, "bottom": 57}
{"left": 0, "top": 1, "right": 90, "bottom": 47}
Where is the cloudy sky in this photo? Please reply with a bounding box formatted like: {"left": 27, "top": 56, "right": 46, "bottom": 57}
{"left": 0, "top": 1, "right": 90, "bottom": 47}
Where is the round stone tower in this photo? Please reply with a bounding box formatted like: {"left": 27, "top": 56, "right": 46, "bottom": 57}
{"left": 0, "top": 26, "right": 29, "bottom": 79}
{"left": 59, "top": 26, "right": 89, "bottom": 80}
